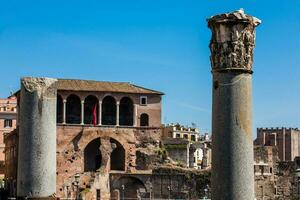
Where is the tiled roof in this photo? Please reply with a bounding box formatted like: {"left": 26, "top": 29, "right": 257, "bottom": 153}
{"left": 56, "top": 79, "right": 164, "bottom": 95}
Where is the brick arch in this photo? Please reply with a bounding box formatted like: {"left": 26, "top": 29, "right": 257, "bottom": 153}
{"left": 78, "top": 129, "right": 129, "bottom": 151}
{"left": 76, "top": 130, "right": 130, "bottom": 171}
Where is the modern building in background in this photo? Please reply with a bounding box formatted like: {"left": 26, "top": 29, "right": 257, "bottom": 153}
{"left": 162, "top": 124, "right": 212, "bottom": 170}
{"left": 255, "top": 127, "right": 300, "bottom": 161}
{"left": 0, "top": 96, "right": 17, "bottom": 184}
{"left": 163, "top": 124, "right": 201, "bottom": 142}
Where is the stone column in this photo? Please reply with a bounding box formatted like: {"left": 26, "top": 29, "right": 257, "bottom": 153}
{"left": 17, "top": 77, "right": 57, "bottom": 199}
{"left": 63, "top": 99, "right": 67, "bottom": 124}
{"left": 81, "top": 100, "right": 84, "bottom": 125}
{"left": 134, "top": 104, "right": 138, "bottom": 127}
{"left": 207, "top": 9, "right": 261, "bottom": 200}
{"left": 98, "top": 101, "right": 102, "bottom": 126}
{"left": 116, "top": 101, "right": 120, "bottom": 126}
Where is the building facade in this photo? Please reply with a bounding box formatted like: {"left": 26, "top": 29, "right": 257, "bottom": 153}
{"left": 255, "top": 127, "right": 300, "bottom": 161}
{"left": 163, "top": 124, "right": 200, "bottom": 142}
{"left": 0, "top": 96, "right": 17, "bottom": 184}
{"left": 6, "top": 79, "right": 165, "bottom": 199}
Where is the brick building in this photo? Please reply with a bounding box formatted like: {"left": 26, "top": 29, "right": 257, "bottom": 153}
{"left": 0, "top": 96, "right": 17, "bottom": 184}
{"left": 255, "top": 127, "right": 300, "bottom": 161}
{"left": 5, "top": 79, "right": 165, "bottom": 199}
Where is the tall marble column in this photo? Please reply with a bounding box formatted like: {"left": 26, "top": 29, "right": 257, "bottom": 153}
{"left": 207, "top": 9, "right": 261, "bottom": 200}
{"left": 17, "top": 77, "right": 57, "bottom": 199}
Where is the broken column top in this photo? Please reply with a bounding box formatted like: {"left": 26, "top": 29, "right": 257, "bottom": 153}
{"left": 207, "top": 9, "right": 261, "bottom": 27}
{"left": 21, "top": 77, "right": 57, "bottom": 98}
{"left": 207, "top": 9, "right": 261, "bottom": 73}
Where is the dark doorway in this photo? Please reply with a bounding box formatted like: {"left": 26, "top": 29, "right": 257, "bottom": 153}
{"left": 140, "top": 113, "right": 149, "bottom": 127}
{"left": 112, "top": 176, "right": 146, "bottom": 200}
{"left": 84, "top": 95, "right": 99, "bottom": 125}
{"left": 110, "top": 138, "right": 125, "bottom": 171}
{"left": 119, "top": 97, "right": 134, "bottom": 126}
{"left": 57, "top": 95, "right": 63, "bottom": 123}
{"left": 102, "top": 96, "right": 116, "bottom": 125}
{"left": 84, "top": 138, "right": 102, "bottom": 172}
{"left": 66, "top": 94, "right": 81, "bottom": 124}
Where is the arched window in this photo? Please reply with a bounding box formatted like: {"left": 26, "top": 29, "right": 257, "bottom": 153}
{"left": 110, "top": 138, "right": 125, "bottom": 171}
{"left": 140, "top": 113, "right": 149, "bottom": 127}
{"left": 119, "top": 97, "right": 134, "bottom": 126}
{"left": 56, "top": 95, "right": 63, "bottom": 123}
{"left": 84, "top": 138, "right": 101, "bottom": 172}
{"left": 102, "top": 96, "right": 116, "bottom": 125}
{"left": 66, "top": 94, "right": 81, "bottom": 124}
{"left": 84, "top": 95, "right": 99, "bottom": 125}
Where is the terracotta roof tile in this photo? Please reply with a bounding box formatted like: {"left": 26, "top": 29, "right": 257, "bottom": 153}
{"left": 56, "top": 79, "right": 164, "bottom": 95}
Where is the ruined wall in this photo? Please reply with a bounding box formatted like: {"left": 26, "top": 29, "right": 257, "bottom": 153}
{"left": 254, "top": 146, "right": 300, "bottom": 200}
{"left": 56, "top": 125, "right": 162, "bottom": 199}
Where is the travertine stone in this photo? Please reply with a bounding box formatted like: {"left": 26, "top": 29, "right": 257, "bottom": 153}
{"left": 17, "top": 77, "right": 58, "bottom": 198}
{"left": 208, "top": 9, "right": 261, "bottom": 200}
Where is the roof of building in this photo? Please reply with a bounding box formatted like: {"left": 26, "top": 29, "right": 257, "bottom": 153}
{"left": 14, "top": 78, "right": 164, "bottom": 95}
{"left": 56, "top": 79, "right": 164, "bottom": 95}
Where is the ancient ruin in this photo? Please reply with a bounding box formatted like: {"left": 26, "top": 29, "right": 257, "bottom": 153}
{"left": 208, "top": 9, "right": 261, "bottom": 200}
{"left": 4, "top": 78, "right": 211, "bottom": 200}
{"left": 18, "top": 77, "right": 58, "bottom": 199}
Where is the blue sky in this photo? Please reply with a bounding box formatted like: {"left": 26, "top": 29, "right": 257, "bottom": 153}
{"left": 0, "top": 0, "right": 299, "bottom": 135}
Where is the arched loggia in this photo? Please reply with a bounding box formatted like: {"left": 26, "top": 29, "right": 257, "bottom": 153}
{"left": 84, "top": 95, "right": 99, "bottom": 125}
{"left": 102, "top": 96, "right": 116, "bottom": 125}
{"left": 66, "top": 94, "right": 81, "bottom": 124}
{"left": 119, "top": 97, "right": 134, "bottom": 126}
{"left": 57, "top": 94, "right": 63, "bottom": 123}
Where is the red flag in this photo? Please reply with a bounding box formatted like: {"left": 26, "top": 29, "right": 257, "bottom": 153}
{"left": 92, "top": 104, "right": 97, "bottom": 126}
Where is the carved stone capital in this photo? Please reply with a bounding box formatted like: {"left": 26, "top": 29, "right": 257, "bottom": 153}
{"left": 207, "top": 9, "right": 261, "bottom": 73}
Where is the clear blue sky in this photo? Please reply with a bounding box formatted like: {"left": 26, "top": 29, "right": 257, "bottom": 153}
{"left": 0, "top": 0, "right": 299, "bottom": 135}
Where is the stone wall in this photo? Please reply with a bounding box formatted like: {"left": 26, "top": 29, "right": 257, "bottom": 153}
{"left": 56, "top": 125, "right": 162, "bottom": 199}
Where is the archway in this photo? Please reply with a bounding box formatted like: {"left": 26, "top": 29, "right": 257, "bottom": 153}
{"left": 102, "top": 96, "right": 116, "bottom": 125}
{"left": 84, "top": 95, "right": 99, "bottom": 125}
{"left": 110, "top": 138, "right": 125, "bottom": 171}
{"left": 119, "top": 97, "right": 134, "bottom": 126}
{"left": 66, "top": 94, "right": 81, "bottom": 124}
{"left": 57, "top": 95, "right": 63, "bottom": 123}
{"left": 111, "top": 176, "right": 146, "bottom": 199}
{"left": 140, "top": 113, "right": 149, "bottom": 127}
{"left": 84, "top": 138, "right": 102, "bottom": 172}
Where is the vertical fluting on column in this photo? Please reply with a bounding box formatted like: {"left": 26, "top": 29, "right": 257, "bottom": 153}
{"left": 207, "top": 9, "right": 261, "bottom": 200}
{"left": 17, "top": 77, "right": 57, "bottom": 199}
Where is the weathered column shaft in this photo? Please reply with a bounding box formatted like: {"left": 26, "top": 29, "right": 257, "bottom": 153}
{"left": 17, "top": 77, "right": 57, "bottom": 198}
{"left": 208, "top": 9, "right": 261, "bottom": 200}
